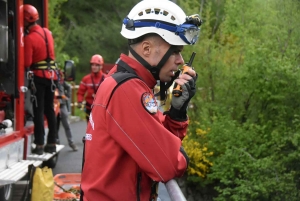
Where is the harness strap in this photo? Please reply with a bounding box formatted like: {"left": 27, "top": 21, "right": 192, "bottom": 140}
{"left": 41, "top": 28, "right": 52, "bottom": 69}
{"left": 116, "top": 59, "right": 137, "bottom": 74}
{"left": 30, "top": 60, "right": 56, "bottom": 70}
{"left": 31, "top": 28, "right": 57, "bottom": 91}
{"left": 91, "top": 74, "right": 105, "bottom": 95}
{"left": 30, "top": 28, "right": 56, "bottom": 71}
{"left": 106, "top": 60, "right": 140, "bottom": 108}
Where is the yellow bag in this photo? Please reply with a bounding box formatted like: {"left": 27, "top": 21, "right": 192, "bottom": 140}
{"left": 31, "top": 166, "right": 54, "bottom": 201}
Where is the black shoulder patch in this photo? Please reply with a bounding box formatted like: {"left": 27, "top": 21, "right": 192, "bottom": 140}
{"left": 111, "top": 71, "right": 139, "bottom": 84}
{"left": 106, "top": 72, "right": 140, "bottom": 108}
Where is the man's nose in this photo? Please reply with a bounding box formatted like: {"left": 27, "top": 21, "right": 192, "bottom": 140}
{"left": 176, "top": 53, "right": 184, "bottom": 65}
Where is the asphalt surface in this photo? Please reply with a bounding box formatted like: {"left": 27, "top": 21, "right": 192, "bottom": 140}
{"left": 53, "top": 119, "right": 171, "bottom": 201}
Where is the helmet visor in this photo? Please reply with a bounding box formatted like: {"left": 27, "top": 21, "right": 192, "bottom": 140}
{"left": 123, "top": 18, "right": 200, "bottom": 45}
{"left": 177, "top": 24, "right": 200, "bottom": 45}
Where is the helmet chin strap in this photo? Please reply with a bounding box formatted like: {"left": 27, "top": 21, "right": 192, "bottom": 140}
{"left": 128, "top": 45, "right": 179, "bottom": 101}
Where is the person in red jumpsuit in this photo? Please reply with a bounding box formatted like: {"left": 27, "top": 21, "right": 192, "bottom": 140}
{"left": 24, "top": 4, "right": 58, "bottom": 155}
{"left": 80, "top": 0, "right": 202, "bottom": 200}
{"left": 77, "top": 54, "right": 106, "bottom": 122}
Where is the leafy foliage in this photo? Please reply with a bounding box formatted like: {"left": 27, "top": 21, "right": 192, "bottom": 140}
{"left": 59, "top": 0, "right": 139, "bottom": 80}
{"left": 178, "top": 0, "right": 300, "bottom": 200}
{"left": 48, "top": 0, "right": 78, "bottom": 69}
{"left": 182, "top": 124, "right": 213, "bottom": 180}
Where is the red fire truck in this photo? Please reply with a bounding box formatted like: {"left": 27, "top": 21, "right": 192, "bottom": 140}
{"left": 0, "top": 0, "right": 75, "bottom": 200}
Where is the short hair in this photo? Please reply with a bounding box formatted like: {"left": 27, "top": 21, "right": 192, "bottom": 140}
{"left": 128, "top": 33, "right": 159, "bottom": 46}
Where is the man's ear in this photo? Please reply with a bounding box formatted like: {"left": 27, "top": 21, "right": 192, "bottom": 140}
{"left": 141, "top": 40, "right": 151, "bottom": 57}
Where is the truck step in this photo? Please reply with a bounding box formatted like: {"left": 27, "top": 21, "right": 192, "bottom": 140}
{"left": 27, "top": 144, "right": 65, "bottom": 161}
{"left": 0, "top": 160, "right": 42, "bottom": 185}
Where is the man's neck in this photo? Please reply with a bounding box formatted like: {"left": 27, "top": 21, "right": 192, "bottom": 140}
{"left": 27, "top": 23, "right": 37, "bottom": 31}
{"left": 92, "top": 71, "right": 100, "bottom": 76}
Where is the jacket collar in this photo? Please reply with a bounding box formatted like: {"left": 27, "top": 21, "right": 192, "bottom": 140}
{"left": 91, "top": 70, "right": 103, "bottom": 78}
{"left": 28, "top": 24, "right": 41, "bottom": 33}
{"left": 109, "top": 54, "right": 157, "bottom": 89}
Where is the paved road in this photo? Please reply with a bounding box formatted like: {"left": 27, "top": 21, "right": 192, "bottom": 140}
{"left": 53, "top": 120, "right": 171, "bottom": 201}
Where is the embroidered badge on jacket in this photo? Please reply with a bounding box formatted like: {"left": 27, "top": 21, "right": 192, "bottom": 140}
{"left": 141, "top": 92, "right": 158, "bottom": 114}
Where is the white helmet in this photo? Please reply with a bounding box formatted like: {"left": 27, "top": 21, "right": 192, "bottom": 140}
{"left": 121, "top": 0, "right": 201, "bottom": 46}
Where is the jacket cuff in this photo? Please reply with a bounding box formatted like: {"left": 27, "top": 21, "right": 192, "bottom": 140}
{"left": 164, "top": 106, "right": 187, "bottom": 122}
{"left": 180, "top": 146, "right": 189, "bottom": 168}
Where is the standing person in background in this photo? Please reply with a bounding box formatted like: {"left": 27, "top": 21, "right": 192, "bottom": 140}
{"left": 24, "top": 4, "right": 58, "bottom": 155}
{"left": 77, "top": 54, "right": 106, "bottom": 122}
{"left": 57, "top": 70, "right": 78, "bottom": 151}
{"left": 80, "top": 0, "right": 202, "bottom": 200}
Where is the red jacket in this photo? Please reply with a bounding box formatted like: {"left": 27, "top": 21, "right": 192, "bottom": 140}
{"left": 81, "top": 54, "right": 189, "bottom": 201}
{"left": 24, "top": 24, "right": 58, "bottom": 80}
{"left": 77, "top": 71, "right": 105, "bottom": 109}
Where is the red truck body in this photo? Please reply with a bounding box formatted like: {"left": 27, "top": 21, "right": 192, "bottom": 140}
{"left": 0, "top": 1, "right": 65, "bottom": 200}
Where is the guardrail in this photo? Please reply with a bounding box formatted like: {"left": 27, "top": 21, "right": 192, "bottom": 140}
{"left": 70, "top": 84, "right": 187, "bottom": 201}
{"left": 70, "top": 83, "right": 79, "bottom": 116}
{"left": 165, "top": 180, "right": 186, "bottom": 201}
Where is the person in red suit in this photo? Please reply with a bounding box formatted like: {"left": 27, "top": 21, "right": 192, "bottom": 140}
{"left": 77, "top": 54, "right": 106, "bottom": 122}
{"left": 80, "top": 0, "right": 202, "bottom": 200}
{"left": 24, "top": 4, "right": 58, "bottom": 155}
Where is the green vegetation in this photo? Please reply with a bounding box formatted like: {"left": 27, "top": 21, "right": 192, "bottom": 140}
{"left": 48, "top": 0, "right": 79, "bottom": 69}
{"left": 180, "top": 0, "right": 300, "bottom": 200}
{"left": 58, "top": 0, "right": 140, "bottom": 81}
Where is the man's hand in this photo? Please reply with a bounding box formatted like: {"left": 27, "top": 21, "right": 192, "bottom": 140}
{"left": 166, "top": 68, "right": 197, "bottom": 121}
{"left": 61, "top": 95, "right": 68, "bottom": 100}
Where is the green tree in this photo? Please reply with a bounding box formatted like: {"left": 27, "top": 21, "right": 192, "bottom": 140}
{"left": 179, "top": 0, "right": 300, "bottom": 200}
{"left": 48, "top": 0, "right": 78, "bottom": 69}
{"left": 59, "top": 0, "right": 139, "bottom": 81}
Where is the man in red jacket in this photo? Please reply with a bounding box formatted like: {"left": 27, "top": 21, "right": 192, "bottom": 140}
{"left": 24, "top": 4, "right": 58, "bottom": 155}
{"left": 80, "top": 0, "right": 202, "bottom": 200}
{"left": 77, "top": 54, "right": 106, "bottom": 122}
